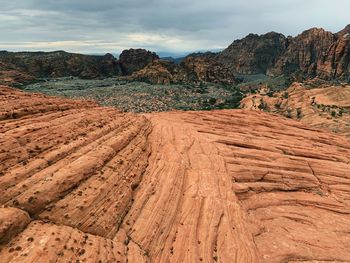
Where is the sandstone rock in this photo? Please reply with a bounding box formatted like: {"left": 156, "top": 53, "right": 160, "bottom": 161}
{"left": 217, "top": 32, "right": 287, "bottom": 74}
{"left": 0, "top": 50, "right": 121, "bottom": 79}
{"left": 128, "top": 54, "right": 236, "bottom": 85}
{"left": 241, "top": 82, "right": 350, "bottom": 137}
{"left": 119, "top": 48, "right": 159, "bottom": 75}
{"left": 268, "top": 28, "right": 336, "bottom": 78}
{"left": 128, "top": 59, "right": 187, "bottom": 84}
{"left": 317, "top": 33, "right": 350, "bottom": 80}
{"left": 181, "top": 52, "right": 236, "bottom": 84}
{"left": 0, "top": 86, "right": 350, "bottom": 262}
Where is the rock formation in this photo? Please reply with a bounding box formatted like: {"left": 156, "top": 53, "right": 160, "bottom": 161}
{"left": 0, "top": 85, "right": 350, "bottom": 262}
{"left": 241, "top": 82, "right": 350, "bottom": 137}
{"left": 317, "top": 32, "right": 350, "bottom": 81}
{"left": 0, "top": 51, "right": 121, "bottom": 79}
{"left": 216, "top": 32, "right": 288, "bottom": 74}
{"left": 128, "top": 53, "right": 236, "bottom": 85}
{"left": 119, "top": 48, "right": 159, "bottom": 75}
{"left": 268, "top": 28, "right": 336, "bottom": 78}
{"left": 128, "top": 60, "right": 187, "bottom": 84}
{"left": 180, "top": 52, "right": 236, "bottom": 84}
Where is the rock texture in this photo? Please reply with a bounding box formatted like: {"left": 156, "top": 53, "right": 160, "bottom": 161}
{"left": 119, "top": 48, "right": 159, "bottom": 75}
{"left": 128, "top": 53, "right": 236, "bottom": 85}
{"left": 216, "top": 32, "right": 288, "bottom": 74}
{"left": 128, "top": 60, "right": 187, "bottom": 84}
{"left": 268, "top": 28, "right": 336, "bottom": 78}
{"left": 0, "top": 51, "right": 121, "bottom": 79}
{"left": 0, "top": 61, "right": 35, "bottom": 86}
{"left": 317, "top": 32, "right": 350, "bottom": 80}
{"left": 1, "top": 86, "right": 350, "bottom": 262}
{"left": 241, "top": 82, "right": 350, "bottom": 137}
{"left": 180, "top": 53, "right": 236, "bottom": 84}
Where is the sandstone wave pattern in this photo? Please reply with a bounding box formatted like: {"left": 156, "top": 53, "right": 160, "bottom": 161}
{"left": 1, "top": 85, "right": 350, "bottom": 262}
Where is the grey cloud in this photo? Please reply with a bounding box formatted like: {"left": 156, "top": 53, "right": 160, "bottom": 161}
{"left": 0, "top": 0, "right": 349, "bottom": 54}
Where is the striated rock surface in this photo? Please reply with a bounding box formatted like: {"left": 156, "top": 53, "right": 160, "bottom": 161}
{"left": 0, "top": 86, "right": 350, "bottom": 262}
{"left": 317, "top": 32, "right": 350, "bottom": 80}
{"left": 241, "top": 82, "right": 350, "bottom": 137}
{"left": 216, "top": 32, "right": 287, "bottom": 74}
{"left": 268, "top": 28, "right": 336, "bottom": 78}
{"left": 119, "top": 48, "right": 159, "bottom": 75}
{"left": 0, "top": 51, "right": 121, "bottom": 79}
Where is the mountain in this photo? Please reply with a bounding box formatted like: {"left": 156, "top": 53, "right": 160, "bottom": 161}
{"left": 1, "top": 85, "right": 350, "bottom": 262}
{"left": 193, "top": 25, "right": 350, "bottom": 82}
{"left": 216, "top": 32, "right": 288, "bottom": 74}
{"left": 0, "top": 25, "right": 349, "bottom": 85}
{"left": 0, "top": 50, "right": 120, "bottom": 79}
{"left": 127, "top": 53, "right": 236, "bottom": 85}
{"left": 268, "top": 28, "right": 337, "bottom": 78}
{"left": 119, "top": 48, "right": 159, "bottom": 75}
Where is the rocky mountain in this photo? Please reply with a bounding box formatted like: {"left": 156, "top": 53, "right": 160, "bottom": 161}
{"left": 194, "top": 24, "right": 350, "bottom": 82}
{"left": 119, "top": 48, "right": 159, "bottom": 75}
{"left": 1, "top": 85, "right": 350, "bottom": 262}
{"left": 128, "top": 53, "right": 236, "bottom": 85}
{"left": 128, "top": 59, "right": 188, "bottom": 84}
{"left": 316, "top": 32, "right": 350, "bottom": 80}
{"left": 268, "top": 28, "right": 337, "bottom": 78}
{"left": 0, "top": 51, "right": 121, "bottom": 79}
{"left": 216, "top": 32, "right": 288, "bottom": 74}
{"left": 0, "top": 24, "right": 349, "bottom": 85}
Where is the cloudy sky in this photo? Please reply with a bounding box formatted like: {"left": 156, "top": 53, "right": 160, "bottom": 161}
{"left": 0, "top": 0, "right": 349, "bottom": 55}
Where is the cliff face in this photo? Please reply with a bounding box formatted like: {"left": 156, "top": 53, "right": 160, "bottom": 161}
{"left": 268, "top": 28, "right": 336, "bottom": 77}
{"left": 317, "top": 33, "right": 350, "bottom": 80}
{"left": 119, "top": 48, "right": 159, "bottom": 75}
{"left": 210, "top": 25, "right": 350, "bottom": 82}
{"left": 0, "top": 51, "right": 121, "bottom": 79}
{"left": 216, "top": 32, "right": 288, "bottom": 74}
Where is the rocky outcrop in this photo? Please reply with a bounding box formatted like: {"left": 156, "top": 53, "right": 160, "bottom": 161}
{"left": 241, "top": 82, "right": 350, "bottom": 137}
{"left": 128, "top": 59, "right": 187, "bottom": 84}
{"left": 119, "top": 48, "right": 159, "bottom": 75}
{"left": 0, "top": 51, "right": 121, "bottom": 79}
{"left": 129, "top": 53, "right": 236, "bottom": 85}
{"left": 267, "top": 28, "right": 336, "bottom": 77}
{"left": 1, "top": 86, "right": 350, "bottom": 262}
{"left": 180, "top": 52, "right": 236, "bottom": 84}
{"left": 0, "top": 61, "right": 35, "bottom": 86}
{"left": 216, "top": 32, "right": 288, "bottom": 74}
{"left": 317, "top": 32, "right": 350, "bottom": 80}
{"left": 213, "top": 25, "right": 350, "bottom": 82}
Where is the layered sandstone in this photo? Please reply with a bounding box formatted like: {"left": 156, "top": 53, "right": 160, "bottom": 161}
{"left": 0, "top": 86, "right": 350, "bottom": 262}
{"left": 241, "top": 82, "right": 350, "bottom": 137}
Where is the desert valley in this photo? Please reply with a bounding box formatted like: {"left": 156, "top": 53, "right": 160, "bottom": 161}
{"left": 0, "top": 4, "right": 350, "bottom": 262}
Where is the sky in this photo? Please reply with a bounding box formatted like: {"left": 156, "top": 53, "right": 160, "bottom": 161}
{"left": 0, "top": 0, "right": 349, "bottom": 56}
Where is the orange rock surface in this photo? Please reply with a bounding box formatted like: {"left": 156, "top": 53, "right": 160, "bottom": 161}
{"left": 241, "top": 82, "right": 350, "bottom": 137}
{"left": 1, "top": 85, "right": 350, "bottom": 262}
